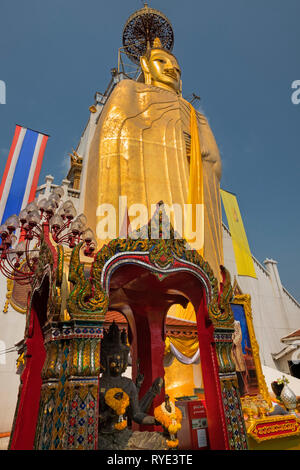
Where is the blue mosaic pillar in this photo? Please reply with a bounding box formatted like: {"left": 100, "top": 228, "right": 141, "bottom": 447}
{"left": 34, "top": 321, "right": 103, "bottom": 450}
{"left": 214, "top": 329, "right": 248, "bottom": 450}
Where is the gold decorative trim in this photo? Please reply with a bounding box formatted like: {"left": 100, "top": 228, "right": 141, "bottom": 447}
{"left": 247, "top": 415, "right": 300, "bottom": 442}
{"left": 3, "top": 278, "right": 27, "bottom": 314}
{"left": 233, "top": 277, "right": 243, "bottom": 296}
{"left": 232, "top": 294, "right": 272, "bottom": 408}
{"left": 16, "top": 352, "right": 25, "bottom": 369}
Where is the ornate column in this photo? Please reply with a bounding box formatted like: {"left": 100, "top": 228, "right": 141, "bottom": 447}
{"left": 214, "top": 328, "right": 248, "bottom": 450}
{"left": 34, "top": 321, "right": 103, "bottom": 450}
{"left": 207, "top": 267, "right": 249, "bottom": 450}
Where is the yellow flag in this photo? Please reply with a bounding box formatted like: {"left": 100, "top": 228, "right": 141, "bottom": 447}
{"left": 220, "top": 189, "right": 256, "bottom": 278}
{"left": 185, "top": 102, "right": 204, "bottom": 256}
{"left": 174, "top": 102, "right": 204, "bottom": 322}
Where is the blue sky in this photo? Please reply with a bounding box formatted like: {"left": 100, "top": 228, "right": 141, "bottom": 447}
{"left": 0, "top": 0, "right": 299, "bottom": 300}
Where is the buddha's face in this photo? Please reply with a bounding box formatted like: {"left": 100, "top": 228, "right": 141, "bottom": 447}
{"left": 108, "top": 353, "right": 126, "bottom": 377}
{"left": 141, "top": 48, "right": 181, "bottom": 93}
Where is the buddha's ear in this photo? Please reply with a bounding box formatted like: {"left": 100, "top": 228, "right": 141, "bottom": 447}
{"left": 178, "top": 79, "right": 183, "bottom": 97}
{"left": 140, "top": 56, "right": 151, "bottom": 85}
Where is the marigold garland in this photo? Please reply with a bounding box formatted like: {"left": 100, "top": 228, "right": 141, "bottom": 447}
{"left": 104, "top": 388, "right": 130, "bottom": 431}
{"left": 114, "top": 420, "right": 127, "bottom": 431}
{"left": 166, "top": 439, "right": 179, "bottom": 448}
{"left": 154, "top": 400, "right": 182, "bottom": 449}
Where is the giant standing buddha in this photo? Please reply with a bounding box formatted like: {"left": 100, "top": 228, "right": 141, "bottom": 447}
{"left": 84, "top": 3, "right": 223, "bottom": 286}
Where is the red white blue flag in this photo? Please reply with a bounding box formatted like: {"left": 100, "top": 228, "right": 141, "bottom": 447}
{"left": 0, "top": 125, "right": 49, "bottom": 224}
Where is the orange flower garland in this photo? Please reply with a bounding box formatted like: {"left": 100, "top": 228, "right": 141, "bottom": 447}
{"left": 114, "top": 420, "right": 127, "bottom": 431}
{"left": 104, "top": 388, "right": 130, "bottom": 431}
{"left": 166, "top": 438, "right": 179, "bottom": 448}
{"left": 154, "top": 400, "right": 182, "bottom": 449}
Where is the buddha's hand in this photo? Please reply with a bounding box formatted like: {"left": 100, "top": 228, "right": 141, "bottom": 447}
{"left": 136, "top": 372, "right": 144, "bottom": 390}
{"left": 151, "top": 377, "right": 164, "bottom": 395}
{"left": 141, "top": 415, "right": 156, "bottom": 425}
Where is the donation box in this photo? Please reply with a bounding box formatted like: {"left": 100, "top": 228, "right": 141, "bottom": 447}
{"left": 175, "top": 396, "right": 209, "bottom": 450}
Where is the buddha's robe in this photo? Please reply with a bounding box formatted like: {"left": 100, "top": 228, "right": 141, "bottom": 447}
{"left": 84, "top": 79, "right": 223, "bottom": 281}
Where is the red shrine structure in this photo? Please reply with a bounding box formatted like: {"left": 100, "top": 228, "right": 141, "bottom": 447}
{"left": 8, "top": 208, "right": 248, "bottom": 450}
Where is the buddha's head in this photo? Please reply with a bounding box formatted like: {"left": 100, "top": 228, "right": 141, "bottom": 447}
{"left": 100, "top": 322, "right": 130, "bottom": 377}
{"left": 140, "top": 38, "right": 181, "bottom": 94}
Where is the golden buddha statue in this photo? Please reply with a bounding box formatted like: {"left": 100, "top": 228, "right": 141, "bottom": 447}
{"left": 84, "top": 37, "right": 223, "bottom": 288}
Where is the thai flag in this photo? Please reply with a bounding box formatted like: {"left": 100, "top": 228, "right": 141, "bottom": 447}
{"left": 0, "top": 125, "right": 49, "bottom": 224}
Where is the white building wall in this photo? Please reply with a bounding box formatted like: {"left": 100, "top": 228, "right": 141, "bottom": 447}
{"left": 78, "top": 102, "right": 105, "bottom": 214}
{"left": 0, "top": 274, "right": 26, "bottom": 433}
{"left": 282, "top": 288, "right": 300, "bottom": 329}
{"left": 222, "top": 224, "right": 300, "bottom": 369}
{"left": 35, "top": 175, "right": 80, "bottom": 213}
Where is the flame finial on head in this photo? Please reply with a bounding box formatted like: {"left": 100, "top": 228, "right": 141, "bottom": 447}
{"left": 153, "top": 37, "right": 163, "bottom": 49}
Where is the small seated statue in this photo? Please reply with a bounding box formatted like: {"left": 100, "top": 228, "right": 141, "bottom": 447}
{"left": 98, "top": 322, "right": 163, "bottom": 450}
